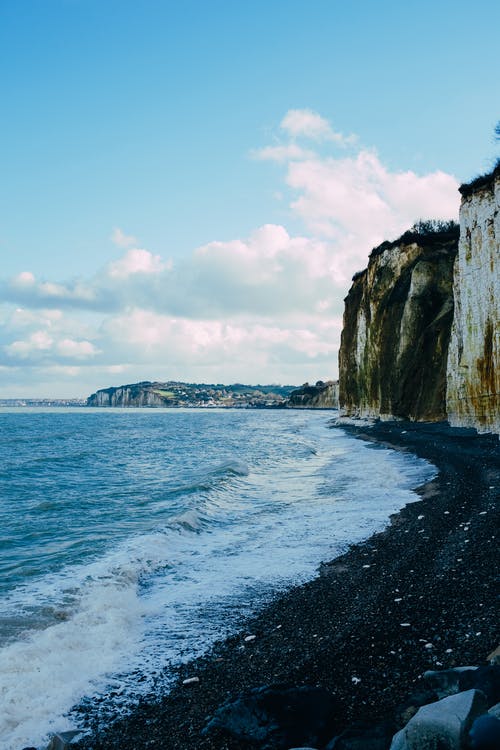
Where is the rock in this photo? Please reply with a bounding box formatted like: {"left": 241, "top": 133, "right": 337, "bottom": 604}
{"left": 487, "top": 646, "right": 500, "bottom": 665}
{"left": 326, "top": 719, "right": 394, "bottom": 749}
{"left": 288, "top": 381, "right": 339, "bottom": 409}
{"left": 459, "top": 665, "right": 500, "bottom": 706}
{"left": 394, "top": 690, "right": 439, "bottom": 727}
{"left": 469, "top": 713, "right": 500, "bottom": 749}
{"left": 182, "top": 676, "right": 200, "bottom": 685}
{"left": 389, "top": 689, "right": 488, "bottom": 749}
{"left": 338, "top": 225, "right": 459, "bottom": 421}
{"left": 447, "top": 164, "right": 500, "bottom": 434}
{"left": 202, "top": 684, "right": 339, "bottom": 749}
{"left": 422, "top": 666, "right": 478, "bottom": 698}
{"left": 46, "top": 731, "right": 82, "bottom": 750}
{"left": 488, "top": 702, "right": 500, "bottom": 720}
{"left": 389, "top": 729, "right": 406, "bottom": 750}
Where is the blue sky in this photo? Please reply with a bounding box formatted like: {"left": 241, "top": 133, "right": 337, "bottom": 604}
{"left": 0, "top": 0, "right": 498, "bottom": 397}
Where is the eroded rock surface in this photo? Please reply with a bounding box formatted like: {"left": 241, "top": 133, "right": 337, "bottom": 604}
{"left": 339, "top": 228, "right": 459, "bottom": 421}
{"left": 288, "top": 380, "right": 339, "bottom": 408}
{"left": 447, "top": 166, "right": 500, "bottom": 434}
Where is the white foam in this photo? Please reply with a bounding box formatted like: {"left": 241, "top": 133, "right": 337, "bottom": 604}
{"left": 0, "top": 419, "right": 437, "bottom": 750}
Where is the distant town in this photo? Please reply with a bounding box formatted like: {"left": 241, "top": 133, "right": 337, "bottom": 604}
{"left": 0, "top": 380, "right": 340, "bottom": 409}
{"left": 0, "top": 398, "right": 87, "bottom": 407}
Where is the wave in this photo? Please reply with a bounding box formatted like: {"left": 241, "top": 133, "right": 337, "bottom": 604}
{"left": 0, "top": 413, "right": 437, "bottom": 750}
{"left": 160, "top": 458, "right": 249, "bottom": 500}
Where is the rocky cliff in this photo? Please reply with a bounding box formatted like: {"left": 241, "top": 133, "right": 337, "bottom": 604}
{"left": 339, "top": 226, "right": 459, "bottom": 421}
{"left": 288, "top": 380, "right": 339, "bottom": 409}
{"left": 87, "top": 382, "right": 170, "bottom": 407}
{"left": 446, "top": 165, "right": 500, "bottom": 434}
{"left": 87, "top": 381, "right": 297, "bottom": 407}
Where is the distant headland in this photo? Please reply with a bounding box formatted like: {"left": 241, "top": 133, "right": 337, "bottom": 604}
{"left": 85, "top": 380, "right": 340, "bottom": 409}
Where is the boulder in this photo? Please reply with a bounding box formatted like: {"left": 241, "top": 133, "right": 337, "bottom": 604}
{"left": 394, "top": 690, "right": 439, "bottom": 727}
{"left": 459, "top": 665, "right": 500, "bottom": 706}
{"left": 389, "top": 688, "right": 488, "bottom": 749}
{"left": 488, "top": 702, "right": 500, "bottom": 720}
{"left": 46, "top": 731, "right": 82, "bottom": 750}
{"left": 202, "top": 684, "right": 339, "bottom": 750}
{"left": 422, "top": 667, "right": 477, "bottom": 698}
{"left": 469, "top": 713, "right": 500, "bottom": 749}
{"left": 487, "top": 646, "right": 500, "bottom": 665}
{"left": 326, "top": 719, "right": 394, "bottom": 749}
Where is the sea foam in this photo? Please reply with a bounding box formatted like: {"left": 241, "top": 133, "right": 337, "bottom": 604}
{"left": 0, "top": 410, "right": 436, "bottom": 749}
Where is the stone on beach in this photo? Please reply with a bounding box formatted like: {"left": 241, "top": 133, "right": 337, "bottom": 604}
{"left": 389, "top": 688, "right": 488, "bottom": 749}
{"left": 46, "top": 731, "right": 82, "bottom": 749}
{"left": 422, "top": 666, "right": 478, "bottom": 698}
{"left": 182, "top": 676, "right": 200, "bottom": 685}
{"left": 466, "top": 665, "right": 500, "bottom": 706}
{"left": 469, "top": 713, "right": 500, "bottom": 750}
{"left": 326, "top": 719, "right": 394, "bottom": 749}
{"left": 202, "top": 684, "right": 339, "bottom": 749}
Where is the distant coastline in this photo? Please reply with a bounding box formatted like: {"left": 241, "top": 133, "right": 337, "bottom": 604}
{"left": 0, "top": 398, "right": 86, "bottom": 407}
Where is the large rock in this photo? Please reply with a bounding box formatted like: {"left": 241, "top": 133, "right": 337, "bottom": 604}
{"left": 326, "top": 720, "right": 394, "bottom": 749}
{"left": 423, "top": 664, "right": 500, "bottom": 705}
{"left": 389, "top": 689, "right": 488, "bottom": 750}
{"left": 338, "top": 226, "right": 458, "bottom": 421}
{"left": 469, "top": 713, "right": 500, "bottom": 749}
{"left": 46, "top": 731, "right": 82, "bottom": 750}
{"left": 458, "top": 665, "right": 500, "bottom": 706}
{"left": 394, "top": 690, "right": 439, "bottom": 727}
{"left": 422, "top": 667, "right": 478, "bottom": 699}
{"left": 202, "top": 684, "right": 339, "bottom": 749}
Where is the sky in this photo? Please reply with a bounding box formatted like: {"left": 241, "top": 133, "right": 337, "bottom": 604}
{"left": 0, "top": 0, "right": 498, "bottom": 398}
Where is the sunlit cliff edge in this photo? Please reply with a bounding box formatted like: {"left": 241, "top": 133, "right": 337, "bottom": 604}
{"left": 339, "top": 164, "right": 499, "bottom": 435}
{"left": 446, "top": 165, "right": 500, "bottom": 434}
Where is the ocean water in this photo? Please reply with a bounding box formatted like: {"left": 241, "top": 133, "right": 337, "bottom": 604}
{"left": 0, "top": 408, "right": 437, "bottom": 749}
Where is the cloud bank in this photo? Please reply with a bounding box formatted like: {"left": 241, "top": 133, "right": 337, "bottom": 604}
{"left": 0, "top": 110, "right": 460, "bottom": 397}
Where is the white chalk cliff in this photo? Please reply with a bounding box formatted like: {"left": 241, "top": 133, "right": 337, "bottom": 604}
{"left": 338, "top": 163, "right": 499, "bottom": 435}
{"left": 446, "top": 166, "right": 499, "bottom": 434}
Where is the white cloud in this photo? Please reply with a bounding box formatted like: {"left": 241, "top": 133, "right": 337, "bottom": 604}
{"left": 286, "top": 150, "right": 459, "bottom": 241}
{"left": 252, "top": 144, "right": 315, "bottom": 163}
{"left": 108, "top": 248, "right": 168, "bottom": 278}
{"left": 6, "top": 330, "right": 53, "bottom": 357}
{"left": 0, "top": 110, "right": 462, "bottom": 395}
{"left": 280, "top": 109, "right": 354, "bottom": 145}
{"left": 12, "top": 271, "right": 36, "bottom": 287}
{"left": 55, "top": 339, "right": 98, "bottom": 359}
{"left": 5, "top": 331, "right": 97, "bottom": 361}
{"left": 100, "top": 308, "right": 340, "bottom": 373}
{"left": 111, "top": 227, "right": 138, "bottom": 248}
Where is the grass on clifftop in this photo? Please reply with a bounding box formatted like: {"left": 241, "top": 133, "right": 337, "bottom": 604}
{"left": 368, "top": 219, "right": 460, "bottom": 261}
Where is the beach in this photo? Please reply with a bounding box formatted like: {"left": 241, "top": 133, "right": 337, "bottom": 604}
{"left": 73, "top": 420, "right": 499, "bottom": 750}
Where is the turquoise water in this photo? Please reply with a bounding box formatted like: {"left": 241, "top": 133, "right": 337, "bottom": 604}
{"left": 0, "top": 408, "right": 436, "bottom": 749}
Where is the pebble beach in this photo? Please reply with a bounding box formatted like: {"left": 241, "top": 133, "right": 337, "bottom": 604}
{"left": 73, "top": 420, "right": 499, "bottom": 750}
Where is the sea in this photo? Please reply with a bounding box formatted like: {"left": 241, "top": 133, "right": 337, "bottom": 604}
{"left": 0, "top": 408, "right": 437, "bottom": 750}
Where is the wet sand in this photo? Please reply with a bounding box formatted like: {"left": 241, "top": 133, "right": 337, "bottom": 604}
{"left": 73, "top": 420, "right": 499, "bottom": 750}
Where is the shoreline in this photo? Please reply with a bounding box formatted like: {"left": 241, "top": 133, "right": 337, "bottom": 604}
{"left": 73, "top": 420, "right": 499, "bottom": 750}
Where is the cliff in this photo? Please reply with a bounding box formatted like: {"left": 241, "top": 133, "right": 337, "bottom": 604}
{"left": 86, "top": 381, "right": 297, "bottom": 408}
{"left": 446, "top": 164, "right": 500, "bottom": 433}
{"left": 339, "top": 226, "right": 459, "bottom": 421}
{"left": 87, "top": 382, "right": 171, "bottom": 407}
{"left": 288, "top": 380, "right": 339, "bottom": 409}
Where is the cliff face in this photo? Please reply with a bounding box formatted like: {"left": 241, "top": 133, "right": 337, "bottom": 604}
{"left": 446, "top": 167, "right": 500, "bottom": 433}
{"left": 87, "top": 382, "right": 170, "bottom": 407}
{"left": 288, "top": 381, "right": 339, "bottom": 409}
{"left": 339, "top": 230, "right": 459, "bottom": 421}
